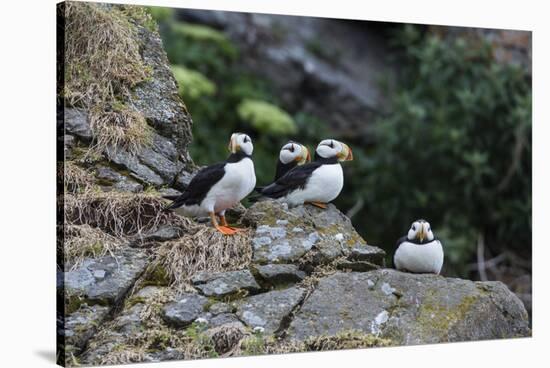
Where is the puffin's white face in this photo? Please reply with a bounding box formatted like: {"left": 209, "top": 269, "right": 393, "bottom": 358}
{"left": 279, "top": 142, "right": 311, "bottom": 165}
{"left": 228, "top": 133, "right": 253, "bottom": 156}
{"left": 407, "top": 220, "right": 435, "bottom": 243}
{"left": 316, "top": 139, "right": 353, "bottom": 161}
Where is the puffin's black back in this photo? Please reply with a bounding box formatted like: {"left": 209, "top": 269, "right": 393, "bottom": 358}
{"left": 274, "top": 160, "right": 297, "bottom": 181}
{"left": 164, "top": 163, "right": 226, "bottom": 209}
{"left": 260, "top": 161, "right": 324, "bottom": 198}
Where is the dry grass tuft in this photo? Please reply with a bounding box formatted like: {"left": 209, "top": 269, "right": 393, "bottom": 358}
{"left": 238, "top": 330, "right": 392, "bottom": 356}
{"left": 63, "top": 161, "right": 95, "bottom": 193}
{"left": 64, "top": 2, "right": 149, "bottom": 106}
{"left": 88, "top": 105, "right": 153, "bottom": 158}
{"left": 64, "top": 224, "right": 123, "bottom": 269}
{"left": 64, "top": 2, "right": 153, "bottom": 156}
{"left": 64, "top": 192, "right": 188, "bottom": 237}
{"left": 150, "top": 226, "right": 253, "bottom": 291}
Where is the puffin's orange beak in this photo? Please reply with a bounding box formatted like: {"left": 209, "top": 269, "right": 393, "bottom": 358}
{"left": 337, "top": 144, "right": 353, "bottom": 162}
{"left": 295, "top": 145, "right": 311, "bottom": 165}
{"left": 227, "top": 134, "right": 239, "bottom": 153}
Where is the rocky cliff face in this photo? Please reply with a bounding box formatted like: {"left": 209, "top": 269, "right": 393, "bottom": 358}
{"left": 58, "top": 3, "right": 530, "bottom": 367}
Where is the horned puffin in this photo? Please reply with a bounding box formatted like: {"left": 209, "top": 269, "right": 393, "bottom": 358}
{"left": 258, "top": 139, "right": 353, "bottom": 208}
{"left": 164, "top": 133, "right": 256, "bottom": 235}
{"left": 394, "top": 219, "right": 444, "bottom": 274}
{"left": 274, "top": 141, "right": 311, "bottom": 181}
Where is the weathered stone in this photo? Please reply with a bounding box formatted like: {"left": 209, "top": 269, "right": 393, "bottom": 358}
{"left": 192, "top": 270, "right": 261, "bottom": 297}
{"left": 209, "top": 302, "right": 233, "bottom": 315}
{"left": 95, "top": 166, "right": 143, "bottom": 193}
{"left": 162, "top": 293, "right": 208, "bottom": 328}
{"left": 105, "top": 145, "right": 164, "bottom": 186}
{"left": 128, "top": 25, "right": 193, "bottom": 155}
{"left": 142, "top": 225, "right": 182, "bottom": 242}
{"left": 64, "top": 304, "right": 110, "bottom": 350}
{"left": 65, "top": 108, "right": 92, "bottom": 141}
{"left": 287, "top": 270, "right": 530, "bottom": 344}
{"left": 254, "top": 264, "right": 306, "bottom": 285}
{"left": 209, "top": 313, "right": 244, "bottom": 328}
{"left": 236, "top": 287, "right": 306, "bottom": 334}
{"left": 64, "top": 248, "right": 148, "bottom": 305}
{"left": 244, "top": 201, "right": 385, "bottom": 267}
{"left": 335, "top": 259, "right": 380, "bottom": 272}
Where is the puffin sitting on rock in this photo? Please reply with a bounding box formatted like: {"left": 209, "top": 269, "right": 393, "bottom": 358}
{"left": 257, "top": 139, "right": 353, "bottom": 208}
{"left": 394, "top": 219, "right": 444, "bottom": 274}
{"left": 164, "top": 133, "right": 256, "bottom": 235}
{"left": 273, "top": 141, "right": 311, "bottom": 181}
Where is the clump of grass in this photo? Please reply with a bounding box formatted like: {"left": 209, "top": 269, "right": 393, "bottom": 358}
{"left": 150, "top": 226, "right": 253, "bottom": 291}
{"left": 64, "top": 191, "right": 188, "bottom": 237}
{"left": 64, "top": 2, "right": 149, "bottom": 106}
{"left": 64, "top": 224, "right": 123, "bottom": 269}
{"left": 238, "top": 330, "right": 392, "bottom": 356}
{"left": 88, "top": 105, "right": 153, "bottom": 157}
{"left": 64, "top": 161, "right": 95, "bottom": 193}
{"left": 63, "top": 2, "right": 153, "bottom": 156}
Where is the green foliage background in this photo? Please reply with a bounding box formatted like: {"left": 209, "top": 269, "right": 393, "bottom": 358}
{"left": 149, "top": 8, "right": 531, "bottom": 278}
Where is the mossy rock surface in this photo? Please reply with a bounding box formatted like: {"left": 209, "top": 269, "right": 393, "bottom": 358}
{"left": 244, "top": 201, "right": 386, "bottom": 267}
{"left": 286, "top": 269, "right": 530, "bottom": 343}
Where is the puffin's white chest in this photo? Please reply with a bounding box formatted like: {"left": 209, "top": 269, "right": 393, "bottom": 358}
{"left": 206, "top": 158, "right": 256, "bottom": 213}
{"left": 394, "top": 240, "right": 444, "bottom": 274}
{"left": 285, "top": 164, "right": 343, "bottom": 206}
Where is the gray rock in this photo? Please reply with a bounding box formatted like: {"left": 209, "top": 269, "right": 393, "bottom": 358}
{"left": 143, "top": 225, "right": 182, "bottom": 242}
{"left": 105, "top": 145, "right": 165, "bottom": 186}
{"left": 64, "top": 304, "right": 110, "bottom": 350}
{"left": 286, "top": 270, "right": 530, "bottom": 343}
{"left": 192, "top": 270, "right": 261, "bottom": 297}
{"left": 236, "top": 287, "right": 306, "bottom": 334}
{"left": 335, "top": 259, "right": 379, "bottom": 272}
{"left": 209, "top": 302, "right": 233, "bottom": 315}
{"left": 209, "top": 313, "right": 244, "bottom": 328}
{"left": 255, "top": 264, "right": 306, "bottom": 285}
{"left": 244, "top": 201, "right": 385, "bottom": 267}
{"left": 128, "top": 25, "right": 193, "bottom": 154}
{"left": 64, "top": 248, "right": 148, "bottom": 305}
{"left": 96, "top": 166, "right": 144, "bottom": 193}
{"left": 162, "top": 293, "right": 208, "bottom": 328}
{"left": 65, "top": 108, "right": 92, "bottom": 141}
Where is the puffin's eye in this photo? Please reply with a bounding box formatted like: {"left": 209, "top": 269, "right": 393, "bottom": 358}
{"left": 412, "top": 225, "right": 416, "bottom": 231}
{"left": 428, "top": 227, "right": 431, "bottom": 232}
{"left": 289, "top": 145, "right": 295, "bottom": 152}
{"left": 243, "top": 136, "right": 249, "bottom": 143}
{"left": 329, "top": 140, "right": 334, "bottom": 148}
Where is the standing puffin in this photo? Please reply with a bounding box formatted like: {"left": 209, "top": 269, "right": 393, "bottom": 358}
{"left": 258, "top": 139, "right": 353, "bottom": 208}
{"left": 164, "top": 133, "right": 256, "bottom": 235}
{"left": 394, "top": 219, "right": 444, "bottom": 274}
{"left": 274, "top": 141, "right": 311, "bottom": 181}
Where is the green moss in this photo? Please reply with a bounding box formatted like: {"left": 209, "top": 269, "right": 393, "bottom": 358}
{"left": 237, "top": 99, "right": 297, "bottom": 135}
{"left": 142, "top": 264, "right": 170, "bottom": 287}
{"left": 171, "top": 65, "right": 217, "bottom": 100}
{"left": 416, "top": 292, "right": 478, "bottom": 337}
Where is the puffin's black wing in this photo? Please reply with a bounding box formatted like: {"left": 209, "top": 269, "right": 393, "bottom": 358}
{"left": 392, "top": 236, "right": 408, "bottom": 268}
{"left": 260, "top": 162, "right": 322, "bottom": 199}
{"left": 164, "top": 163, "right": 226, "bottom": 210}
{"left": 274, "top": 160, "right": 296, "bottom": 181}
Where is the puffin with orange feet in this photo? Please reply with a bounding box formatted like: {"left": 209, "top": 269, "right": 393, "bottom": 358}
{"left": 164, "top": 133, "right": 256, "bottom": 235}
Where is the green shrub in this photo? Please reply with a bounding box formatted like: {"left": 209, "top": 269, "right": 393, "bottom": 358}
{"left": 171, "top": 65, "right": 217, "bottom": 100}
{"left": 237, "top": 99, "right": 297, "bottom": 135}
{"left": 344, "top": 25, "right": 532, "bottom": 275}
